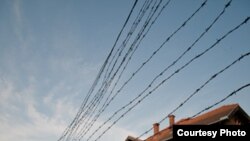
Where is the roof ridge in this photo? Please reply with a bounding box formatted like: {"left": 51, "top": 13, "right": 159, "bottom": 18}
{"left": 176, "top": 103, "right": 240, "bottom": 125}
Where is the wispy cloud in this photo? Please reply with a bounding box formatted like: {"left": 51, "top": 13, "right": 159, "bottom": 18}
{"left": 0, "top": 52, "right": 145, "bottom": 141}
{"left": 13, "top": 0, "right": 24, "bottom": 45}
{"left": 0, "top": 78, "right": 13, "bottom": 105}
{"left": 0, "top": 76, "right": 75, "bottom": 141}
{"left": 0, "top": 104, "right": 67, "bottom": 141}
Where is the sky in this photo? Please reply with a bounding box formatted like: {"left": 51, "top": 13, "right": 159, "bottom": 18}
{"left": 0, "top": 0, "right": 250, "bottom": 141}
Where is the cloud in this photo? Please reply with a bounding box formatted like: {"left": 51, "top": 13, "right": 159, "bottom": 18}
{"left": 13, "top": 0, "right": 24, "bottom": 45}
{"left": 13, "top": 0, "right": 22, "bottom": 23}
{"left": 0, "top": 104, "right": 67, "bottom": 141}
{"left": 0, "top": 61, "right": 139, "bottom": 141}
{"left": 1, "top": 2, "right": 132, "bottom": 140}
{"left": 0, "top": 78, "right": 13, "bottom": 105}
{"left": 0, "top": 76, "right": 76, "bottom": 141}
{"left": 12, "top": 0, "right": 34, "bottom": 49}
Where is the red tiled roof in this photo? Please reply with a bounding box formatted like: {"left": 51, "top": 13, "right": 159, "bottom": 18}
{"left": 177, "top": 103, "right": 240, "bottom": 125}
{"left": 143, "top": 103, "right": 249, "bottom": 141}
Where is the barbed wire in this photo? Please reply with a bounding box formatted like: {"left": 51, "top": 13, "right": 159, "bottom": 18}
{"left": 57, "top": 0, "right": 250, "bottom": 141}
{"left": 85, "top": 1, "right": 209, "bottom": 140}
{"left": 67, "top": 0, "right": 209, "bottom": 139}
{"left": 103, "top": 0, "right": 153, "bottom": 83}
{"left": 57, "top": 0, "right": 139, "bottom": 140}
{"left": 102, "top": 0, "right": 150, "bottom": 82}
{"left": 75, "top": 0, "right": 172, "bottom": 140}
{"left": 70, "top": 0, "right": 162, "bottom": 140}
{"left": 191, "top": 83, "right": 250, "bottom": 118}
{"left": 90, "top": 16, "right": 249, "bottom": 141}
{"left": 136, "top": 50, "right": 250, "bottom": 139}
{"left": 76, "top": 0, "right": 172, "bottom": 139}
{"left": 64, "top": 0, "right": 161, "bottom": 140}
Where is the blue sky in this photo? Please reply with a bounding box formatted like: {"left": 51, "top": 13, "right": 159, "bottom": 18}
{"left": 0, "top": 0, "right": 250, "bottom": 141}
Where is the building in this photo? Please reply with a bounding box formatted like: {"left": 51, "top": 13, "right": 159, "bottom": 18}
{"left": 125, "top": 103, "right": 250, "bottom": 141}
